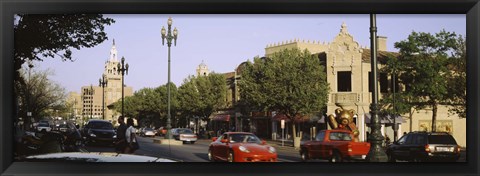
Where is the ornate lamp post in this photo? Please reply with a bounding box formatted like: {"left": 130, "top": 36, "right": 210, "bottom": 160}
{"left": 117, "top": 57, "right": 129, "bottom": 118}
{"left": 161, "top": 17, "right": 178, "bottom": 139}
{"left": 392, "top": 61, "right": 397, "bottom": 142}
{"left": 366, "top": 14, "right": 388, "bottom": 162}
{"left": 99, "top": 74, "right": 108, "bottom": 120}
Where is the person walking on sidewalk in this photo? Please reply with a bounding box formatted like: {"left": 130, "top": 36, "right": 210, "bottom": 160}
{"left": 115, "top": 116, "right": 127, "bottom": 153}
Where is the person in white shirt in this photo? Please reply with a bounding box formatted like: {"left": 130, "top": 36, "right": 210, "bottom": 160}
{"left": 124, "top": 118, "right": 138, "bottom": 154}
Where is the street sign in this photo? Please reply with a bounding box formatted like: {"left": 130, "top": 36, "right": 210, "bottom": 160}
{"left": 281, "top": 120, "right": 285, "bottom": 129}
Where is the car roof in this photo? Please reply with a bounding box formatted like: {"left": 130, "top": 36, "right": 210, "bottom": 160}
{"left": 87, "top": 119, "right": 110, "bottom": 123}
{"left": 224, "top": 132, "right": 254, "bottom": 135}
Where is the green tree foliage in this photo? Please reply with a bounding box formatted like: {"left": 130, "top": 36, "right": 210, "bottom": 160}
{"left": 445, "top": 36, "right": 466, "bottom": 118}
{"left": 379, "top": 55, "right": 426, "bottom": 132}
{"left": 178, "top": 73, "right": 227, "bottom": 125}
{"left": 15, "top": 67, "right": 67, "bottom": 130}
{"left": 387, "top": 30, "right": 465, "bottom": 132}
{"left": 14, "top": 14, "right": 114, "bottom": 75}
{"left": 238, "top": 48, "right": 329, "bottom": 147}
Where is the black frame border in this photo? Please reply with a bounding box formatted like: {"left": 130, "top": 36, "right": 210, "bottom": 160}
{"left": 1, "top": 0, "right": 479, "bottom": 176}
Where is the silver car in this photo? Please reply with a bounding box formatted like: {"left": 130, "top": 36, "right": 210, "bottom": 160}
{"left": 171, "top": 128, "right": 197, "bottom": 144}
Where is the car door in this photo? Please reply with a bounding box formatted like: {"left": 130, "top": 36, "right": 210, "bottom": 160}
{"left": 218, "top": 134, "right": 231, "bottom": 161}
{"left": 409, "top": 134, "right": 427, "bottom": 160}
{"left": 391, "top": 134, "right": 409, "bottom": 160}
{"left": 311, "top": 131, "right": 326, "bottom": 157}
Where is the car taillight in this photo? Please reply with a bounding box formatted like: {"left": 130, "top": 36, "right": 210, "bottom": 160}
{"left": 347, "top": 144, "right": 352, "bottom": 152}
{"left": 425, "top": 144, "right": 431, "bottom": 153}
{"left": 457, "top": 145, "right": 461, "bottom": 153}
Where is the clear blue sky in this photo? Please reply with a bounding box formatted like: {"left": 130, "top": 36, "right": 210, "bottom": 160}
{"left": 35, "top": 14, "right": 465, "bottom": 93}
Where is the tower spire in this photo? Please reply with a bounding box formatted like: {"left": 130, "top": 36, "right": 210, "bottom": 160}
{"left": 110, "top": 39, "right": 118, "bottom": 62}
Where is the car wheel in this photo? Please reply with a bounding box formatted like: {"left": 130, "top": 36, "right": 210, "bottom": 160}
{"left": 300, "top": 150, "right": 309, "bottom": 162}
{"left": 330, "top": 151, "right": 343, "bottom": 163}
{"left": 190, "top": 141, "right": 195, "bottom": 144}
{"left": 227, "top": 151, "right": 234, "bottom": 162}
{"left": 208, "top": 149, "right": 215, "bottom": 162}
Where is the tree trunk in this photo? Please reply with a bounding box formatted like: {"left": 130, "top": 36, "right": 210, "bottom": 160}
{"left": 432, "top": 103, "right": 438, "bottom": 132}
{"left": 409, "top": 111, "right": 413, "bottom": 133}
{"left": 292, "top": 123, "right": 301, "bottom": 149}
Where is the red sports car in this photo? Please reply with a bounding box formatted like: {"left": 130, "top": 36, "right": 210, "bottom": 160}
{"left": 208, "top": 132, "right": 277, "bottom": 162}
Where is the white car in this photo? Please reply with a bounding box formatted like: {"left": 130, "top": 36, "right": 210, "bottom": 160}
{"left": 36, "top": 122, "right": 52, "bottom": 132}
{"left": 171, "top": 128, "right": 197, "bottom": 144}
{"left": 141, "top": 128, "right": 157, "bottom": 137}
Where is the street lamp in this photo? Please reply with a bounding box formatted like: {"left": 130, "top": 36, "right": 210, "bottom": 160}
{"left": 392, "top": 60, "right": 398, "bottom": 142}
{"left": 366, "top": 14, "right": 388, "bottom": 162}
{"left": 99, "top": 74, "right": 108, "bottom": 120}
{"left": 161, "top": 17, "right": 178, "bottom": 139}
{"left": 117, "top": 57, "right": 129, "bottom": 118}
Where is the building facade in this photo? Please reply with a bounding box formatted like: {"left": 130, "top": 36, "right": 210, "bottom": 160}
{"left": 252, "top": 22, "right": 465, "bottom": 146}
{"left": 67, "top": 40, "right": 133, "bottom": 125}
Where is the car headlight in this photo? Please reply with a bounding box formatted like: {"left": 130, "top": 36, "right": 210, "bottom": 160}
{"left": 89, "top": 133, "right": 96, "bottom": 137}
{"left": 113, "top": 135, "right": 117, "bottom": 138}
{"left": 239, "top": 146, "right": 250, "bottom": 153}
{"left": 268, "top": 146, "right": 276, "bottom": 153}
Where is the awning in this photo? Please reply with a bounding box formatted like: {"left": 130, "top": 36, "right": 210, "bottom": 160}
{"left": 212, "top": 114, "right": 230, "bottom": 122}
{"left": 272, "top": 114, "right": 291, "bottom": 122}
{"left": 364, "top": 113, "right": 405, "bottom": 124}
{"left": 272, "top": 113, "right": 325, "bottom": 123}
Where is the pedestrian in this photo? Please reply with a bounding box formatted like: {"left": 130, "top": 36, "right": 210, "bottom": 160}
{"left": 115, "top": 116, "right": 127, "bottom": 153}
{"left": 124, "top": 118, "right": 139, "bottom": 154}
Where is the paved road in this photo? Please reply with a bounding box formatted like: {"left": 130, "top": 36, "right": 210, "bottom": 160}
{"left": 85, "top": 136, "right": 466, "bottom": 162}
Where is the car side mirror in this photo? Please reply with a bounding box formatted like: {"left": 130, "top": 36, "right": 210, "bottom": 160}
{"left": 261, "top": 140, "right": 266, "bottom": 145}
{"left": 220, "top": 139, "right": 229, "bottom": 143}
{"left": 212, "top": 137, "right": 218, "bottom": 142}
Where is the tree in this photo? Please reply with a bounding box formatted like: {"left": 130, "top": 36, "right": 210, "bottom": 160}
{"left": 15, "top": 67, "right": 67, "bottom": 130}
{"left": 445, "top": 36, "right": 466, "bottom": 118}
{"left": 379, "top": 55, "right": 426, "bottom": 132}
{"left": 14, "top": 14, "right": 114, "bottom": 79}
{"left": 392, "top": 30, "right": 463, "bottom": 132}
{"left": 177, "top": 73, "right": 227, "bottom": 130}
{"left": 238, "top": 48, "right": 330, "bottom": 148}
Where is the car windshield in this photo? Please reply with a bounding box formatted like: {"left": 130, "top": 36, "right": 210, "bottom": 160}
{"left": 329, "top": 132, "right": 352, "bottom": 141}
{"left": 88, "top": 122, "right": 113, "bottom": 130}
{"left": 428, "top": 134, "right": 457, "bottom": 144}
{"left": 229, "top": 134, "right": 261, "bottom": 144}
{"left": 144, "top": 128, "right": 153, "bottom": 131}
{"left": 177, "top": 129, "right": 193, "bottom": 134}
{"left": 38, "top": 123, "right": 49, "bottom": 127}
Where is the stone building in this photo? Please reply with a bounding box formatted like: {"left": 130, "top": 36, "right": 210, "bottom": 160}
{"left": 67, "top": 40, "right": 133, "bottom": 125}
{"left": 254, "top": 22, "right": 465, "bottom": 146}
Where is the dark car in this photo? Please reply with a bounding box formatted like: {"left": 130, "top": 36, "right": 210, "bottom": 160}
{"left": 82, "top": 120, "right": 116, "bottom": 146}
{"left": 386, "top": 131, "right": 461, "bottom": 162}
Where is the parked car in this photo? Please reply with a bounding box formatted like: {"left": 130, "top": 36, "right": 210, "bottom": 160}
{"left": 300, "top": 129, "right": 370, "bottom": 162}
{"left": 141, "top": 127, "right": 157, "bottom": 137}
{"left": 36, "top": 122, "right": 52, "bottom": 133}
{"left": 386, "top": 131, "right": 461, "bottom": 162}
{"left": 171, "top": 128, "right": 197, "bottom": 144}
{"left": 208, "top": 132, "right": 277, "bottom": 162}
{"left": 82, "top": 120, "right": 116, "bottom": 146}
